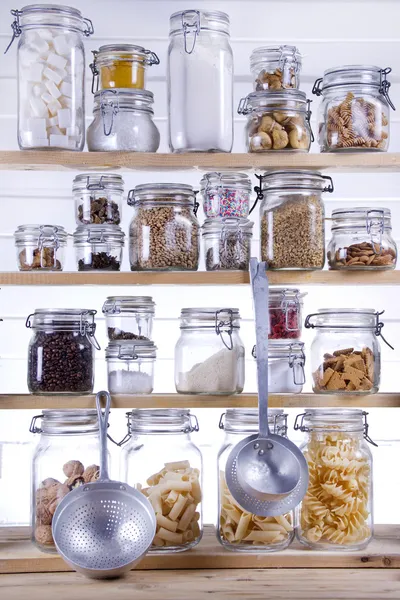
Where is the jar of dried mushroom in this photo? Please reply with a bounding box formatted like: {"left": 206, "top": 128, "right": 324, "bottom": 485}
{"left": 199, "top": 172, "right": 253, "bottom": 219}
{"left": 90, "top": 44, "right": 159, "bottom": 92}
{"left": 30, "top": 409, "right": 103, "bottom": 552}
{"left": 106, "top": 340, "right": 156, "bottom": 395}
{"left": 120, "top": 408, "right": 203, "bottom": 553}
{"left": 202, "top": 218, "right": 253, "bottom": 271}
{"left": 327, "top": 207, "right": 397, "bottom": 270}
{"left": 304, "top": 308, "right": 392, "bottom": 394}
{"left": 128, "top": 184, "right": 200, "bottom": 271}
{"left": 258, "top": 170, "right": 332, "bottom": 269}
{"left": 312, "top": 65, "right": 395, "bottom": 152}
{"left": 26, "top": 308, "right": 99, "bottom": 395}
{"left": 102, "top": 296, "right": 155, "bottom": 341}
{"left": 252, "top": 342, "right": 306, "bottom": 394}
{"left": 14, "top": 224, "right": 67, "bottom": 271}
{"left": 269, "top": 288, "right": 306, "bottom": 339}
{"left": 294, "top": 409, "right": 375, "bottom": 550}
{"left": 217, "top": 409, "right": 294, "bottom": 551}
{"left": 73, "top": 173, "right": 124, "bottom": 225}
{"left": 250, "top": 45, "right": 302, "bottom": 91}
{"left": 73, "top": 224, "right": 125, "bottom": 271}
{"left": 237, "top": 90, "right": 312, "bottom": 153}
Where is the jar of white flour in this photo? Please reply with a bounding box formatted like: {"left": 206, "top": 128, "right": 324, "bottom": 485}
{"left": 253, "top": 340, "right": 306, "bottom": 394}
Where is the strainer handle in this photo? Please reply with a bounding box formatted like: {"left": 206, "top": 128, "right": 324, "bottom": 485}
{"left": 96, "top": 390, "right": 111, "bottom": 481}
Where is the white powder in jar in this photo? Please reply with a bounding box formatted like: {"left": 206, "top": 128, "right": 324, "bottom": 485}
{"left": 108, "top": 370, "right": 153, "bottom": 395}
{"left": 268, "top": 359, "right": 303, "bottom": 394}
{"left": 177, "top": 348, "right": 240, "bottom": 394}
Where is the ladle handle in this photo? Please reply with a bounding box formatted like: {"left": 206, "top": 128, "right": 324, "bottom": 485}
{"left": 96, "top": 390, "right": 111, "bottom": 481}
{"left": 250, "top": 259, "right": 270, "bottom": 438}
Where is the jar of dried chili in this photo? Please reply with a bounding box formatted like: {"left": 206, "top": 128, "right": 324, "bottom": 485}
{"left": 269, "top": 288, "right": 306, "bottom": 339}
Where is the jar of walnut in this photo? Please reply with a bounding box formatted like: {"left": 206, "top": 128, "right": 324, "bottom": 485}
{"left": 313, "top": 65, "right": 395, "bottom": 152}
{"left": 128, "top": 184, "right": 200, "bottom": 271}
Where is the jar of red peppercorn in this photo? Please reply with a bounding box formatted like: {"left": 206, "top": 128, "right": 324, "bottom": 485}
{"left": 269, "top": 288, "right": 306, "bottom": 339}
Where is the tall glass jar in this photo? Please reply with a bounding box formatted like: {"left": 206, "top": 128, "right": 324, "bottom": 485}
{"left": 73, "top": 224, "right": 125, "bottom": 271}
{"left": 73, "top": 173, "right": 124, "bottom": 226}
{"left": 175, "top": 308, "right": 245, "bottom": 395}
{"left": 14, "top": 224, "right": 67, "bottom": 271}
{"left": 102, "top": 296, "right": 155, "bottom": 341}
{"left": 106, "top": 340, "right": 156, "bottom": 395}
{"left": 90, "top": 44, "right": 159, "bottom": 92}
{"left": 217, "top": 409, "right": 294, "bottom": 552}
{"left": 26, "top": 308, "right": 99, "bottom": 394}
{"left": 30, "top": 409, "right": 102, "bottom": 552}
{"left": 120, "top": 409, "right": 203, "bottom": 553}
{"left": 294, "top": 409, "right": 374, "bottom": 550}
{"left": 168, "top": 10, "right": 233, "bottom": 153}
{"left": 199, "top": 172, "right": 253, "bottom": 219}
{"left": 250, "top": 45, "right": 302, "bottom": 91}
{"left": 252, "top": 341, "right": 306, "bottom": 394}
{"left": 6, "top": 4, "right": 94, "bottom": 150}
{"left": 269, "top": 288, "right": 305, "bottom": 339}
{"left": 312, "top": 65, "right": 395, "bottom": 152}
{"left": 202, "top": 218, "right": 253, "bottom": 271}
{"left": 327, "top": 207, "right": 397, "bottom": 270}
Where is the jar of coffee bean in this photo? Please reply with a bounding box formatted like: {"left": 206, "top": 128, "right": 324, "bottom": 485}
{"left": 73, "top": 224, "right": 125, "bottom": 271}
{"left": 128, "top": 184, "right": 200, "bottom": 271}
{"left": 102, "top": 296, "right": 155, "bottom": 341}
{"left": 73, "top": 173, "right": 124, "bottom": 225}
{"left": 26, "top": 309, "right": 100, "bottom": 395}
{"left": 202, "top": 218, "right": 254, "bottom": 271}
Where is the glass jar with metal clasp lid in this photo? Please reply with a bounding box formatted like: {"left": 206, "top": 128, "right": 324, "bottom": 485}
{"left": 102, "top": 296, "right": 155, "bottom": 341}
{"left": 327, "top": 207, "right": 397, "bottom": 270}
{"left": 202, "top": 218, "right": 254, "bottom": 271}
{"left": 199, "top": 172, "right": 253, "bottom": 219}
{"left": 90, "top": 44, "right": 159, "bottom": 92}
{"left": 73, "top": 173, "right": 124, "bottom": 225}
{"left": 250, "top": 45, "right": 302, "bottom": 91}
{"left": 14, "top": 224, "right": 68, "bottom": 271}
{"left": 252, "top": 341, "right": 306, "bottom": 394}
{"left": 175, "top": 308, "right": 245, "bottom": 395}
{"left": 269, "top": 288, "right": 306, "bottom": 339}
{"left": 73, "top": 224, "right": 125, "bottom": 271}
{"left": 106, "top": 340, "right": 156, "bottom": 395}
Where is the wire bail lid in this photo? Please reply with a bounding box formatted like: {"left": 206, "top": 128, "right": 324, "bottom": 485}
{"left": 294, "top": 409, "right": 377, "bottom": 446}
{"left": 105, "top": 340, "right": 156, "bottom": 360}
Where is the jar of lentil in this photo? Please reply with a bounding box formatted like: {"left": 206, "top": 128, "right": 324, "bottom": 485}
{"left": 73, "top": 224, "right": 125, "bottom": 271}
{"left": 312, "top": 65, "right": 395, "bottom": 152}
{"left": 26, "top": 309, "right": 99, "bottom": 395}
{"left": 327, "top": 207, "right": 397, "bottom": 270}
{"left": 128, "top": 184, "right": 200, "bottom": 271}
{"left": 202, "top": 218, "right": 253, "bottom": 271}
{"left": 252, "top": 341, "right": 306, "bottom": 394}
{"left": 257, "top": 170, "right": 333, "bottom": 269}
{"left": 250, "top": 45, "right": 302, "bottom": 91}
{"left": 14, "top": 224, "right": 67, "bottom": 271}
{"left": 217, "top": 409, "right": 294, "bottom": 551}
{"left": 106, "top": 340, "right": 156, "bottom": 395}
{"left": 30, "top": 409, "right": 102, "bottom": 552}
{"left": 269, "top": 288, "right": 305, "bottom": 339}
{"left": 120, "top": 409, "right": 203, "bottom": 553}
{"left": 90, "top": 44, "right": 159, "bottom": 92}
{"left": 73, "top": 173, "right": 124, "bottom": 225}
{"left": 294, "top": 409, "right": 374, "bottom": 550}
{"left": 237, "top": 90, "right": 312, "bottom": 152}
{"left": 175, "top": 308, "right": 245, "bottom": 395}
{"left": 199, "top": 172, "right": 253, "bottom": 218}
{"left": 102, "top": 296, "right": 155, "bottom": 341}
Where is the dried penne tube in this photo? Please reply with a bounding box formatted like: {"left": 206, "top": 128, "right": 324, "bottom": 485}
{"left": 256, "top": 523, "right": 289, "bottom": 534}
{"left": 190, "top": 520, "right": 201, "bottom": 539}
{"left": 149, "top": 491, "right": 162, "bottom": 515}
{"left": 147, "top": 471, "right": 164, "bottom": 486}
{"left": 157, "top": 481, "right": 192, "bottom": 495}
{"left": 164, "top": 460, "right": 190, "bottom": 471}
{"left": 177, "top": 503, "right": 196, "bottom": 532}
{"left": 157, "top": 527, "right": 184, "bottom": 545}
{"left": 194, "top": 511, "right": 200, "bottom": 522}
{"left": 222, "top": 524, "right": 235, "bottom": 543}
{"left": 189, "top": 474, "right": 202, "bottom": 504}
{"left": 222, "top": 504, "right": 241, "bottom": 525}
{"left": 243, "top": 530, "right": 283, "bottom": 543}
{"left": 168, "top": 493, "right": 187, "bottom": 521}
{"left": 163, "top": 471, "right": 185, "bottom": 481}
{"left": 183, "top": 529, "right": 195, "bottom": 543}
{"left": 275, "top": 515, "right": 293, "bottom": 532}
{"left": 152, "top": 536, "right": 165, "bottom": 547}
{"left": 165, "top": 490, "right": 179, "bottom": 507}
{"left": 235, "top": 512, "right": 252, "bottom": 541}
{"left": 156, "top": 513, "right": 178, "bottom": 533}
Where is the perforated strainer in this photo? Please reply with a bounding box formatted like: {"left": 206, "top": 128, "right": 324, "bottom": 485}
{"left": 52, "top": 391, "right": 156, "bottom": 579}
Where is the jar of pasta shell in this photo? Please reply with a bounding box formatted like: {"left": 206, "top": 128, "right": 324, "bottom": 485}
{"left": 120, "top": 409, "right": 203, "bottom": 553}
{"left": 294, "top": 409, "right": 375, "bottom": 551}
{"left": 217, "top": 409, "right": 294, "bottom": 552}
{"left": 312, "top": 65, "right": 395, "bottom": 152}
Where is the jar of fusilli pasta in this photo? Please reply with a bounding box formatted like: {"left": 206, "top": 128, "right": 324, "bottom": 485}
{"left": 217, "top": 408, "right": 294, "bottom": 552}
{"left": 119, "top": 409, "right": 203, "bottom": 553}
{"left": 312, "top": 65, "right": 395, "bottom": 152}
{"left": 294, "top": 409, "right": 375, "bottom": 551}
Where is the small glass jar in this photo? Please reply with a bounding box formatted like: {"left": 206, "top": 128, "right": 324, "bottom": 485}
{"left": 30, "top": 409, "right": 101, "bottom": 552}
{"left": 120, "top": 409, "right": 203, "bottom": 553}
{"left": 175, "top": 308, "right": 245, "bottom": 395}
{"left": 252, "top": 341, "right": 306, "bottom": 394}
{"left": 26, "top": 308, "right": 99, "bottom": 395}
{"left": 87, "top": 89, "right": 160, "bottom": 152}
{"left": 294, "top": 409, "right": 374, "bottom": 550}
{"left": 73, "top": 224, "right": 125, "bottom": 271}
{"left": 257, "top": 170, "right": 333, "bottom": 270}
{"left": 327, "top": 207, "right": 397, "bottom": 270}
{"left": 90, "top": 44, "right": 159, "bottom": 92}
{"left": 199, "top": 172, "right": 253, "bottom": 219}
{"left": 102, "top": 296, "right": 155, "bottom": 341}
{"left": 6, "top": 4, "right": 93, "bottom": 151}
{"left": 305, "top": 308, "right": 387, "bottom": 394}
{"left": 202, "top": 218, "right": 253, "bottom": 271}
{"left": 73, "top": 173, "right": 123, "bottom": 225}
{"left": 14, "top": 224, "right": 67, "bottom": 271}
{"left": 238, "top": 90, "right": 312, "bottom": 153}
{"left": 106, "top": 340, "right": 156, "bottom": 395}
{"left": 250, "top": 45, "right": 302, "bottom": 91}
{"left": 217, "top": 409, "right": 294, "bottom": 552}
{"left": 313, "top": 65, "right": 395, "bottom": 152}
{"left": 128, "top": 184, "right": 200, "bottom": 271}
{"left": 269, "top": 288, "right": 305, "bottom": 339}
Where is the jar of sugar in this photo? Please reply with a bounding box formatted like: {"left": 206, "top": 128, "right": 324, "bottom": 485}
{"left": 252, "top": 340, "right": 306, "bottom": 394}
{"left": 105, "top": 340, "right": 157, "bottom": 395}
{"left": 6, "top": 4, "right": 93, "bottom": 150}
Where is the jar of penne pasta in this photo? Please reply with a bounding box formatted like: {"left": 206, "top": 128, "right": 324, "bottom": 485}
{"left": 217, "top": 409, "right": 294, "bottom": 552}
{"left": 119, "top": 408, "right": 203, "bottom": 553}
{"left": 294, "top": 409, "right": 375, "bottom": 550}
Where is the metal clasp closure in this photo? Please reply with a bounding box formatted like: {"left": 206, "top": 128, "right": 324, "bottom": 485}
{"left": 312, "top": 77, "right": 323, "bottom": 97}
{"left": 100, "top": 89, "right": 120, "bottom": 137}
{"left": 80, "top": 310, "right": 101, "bottom": 351}
{"left": 288, "top": 344, "right": 306, "bottom": 386}
{"left": 281, "top": 290, "right": 300, "bottom": 332}
{"left": 144, "top": 49, "right": 160, "bottom": 66}
{"left": 379, "top": 67, "right": 396, "bottom": 111}
{"left": 294, "top": 411, "right": 376, "bottom": 447}
{"left": 193, "top": 190, "right": 200, "bottom": 216}
{"left": 250, "top": 174, "right": 264, "bottom": 215}
{"left": 218, "top": 413, "right": 226, "bottom": 430}
{"left": 29, "top": 414, "right": 44, "bottom": 434}
{"left": 89, "top": 50, "right": 99, "bottom": 94}
{"left": 187, "top": 414, "right": 200, "bottom": 433}
{"left": 38, "top": 225, "right": 60, "bottom": 269}
{"left": 363, "top": 411, "right": 378, "bottom": 446}
{"left": 237, "top": 97, "right": 250, "bottom": 115}
{"left": 182, "top": 10, "right": 200, "bottom": 54}
{"left": 83, "top": 16, "right": 94, "bottom": 37}
{"left": 215, "top": 309, "right": 234, "bottom": 350}
{"left": 366, "top": 209, "right": 385, "bottom": 254}
{"left": 306, "top": 99, "right": 314, "bottom": 143}
{"left": 322, "top": 175, "right": 334, "bottom": 193}
{"left": 86, "top": 175, "right": 105, "bottom": 191}
{"left": 5, "top": 9, "right": 22, "bottom": 54}
{"left": 118, "top": 344, "right": 139, "bottom": 360}
{"left": 127, "top": 189, "right": 136, "bottom": 206}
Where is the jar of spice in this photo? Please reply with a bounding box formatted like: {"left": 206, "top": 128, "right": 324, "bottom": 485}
{"left": 102, "top": 296, "right": 155, "bottom": 341}
{"left": 26, "top": 308, "right": 99, "bottom": 395}
{"left": 217, "top": 409, "right": 294, "bottom": 551}
{"left": 199, "top": 172, "right": 253, "bottom": 219}
{"left": 237, "top": 90, "right": 312, "bottom": 152}
{"left": 30, "top": 409, "right": 102, "bottom": 552}
{"left": 294, "top": 409, "right": 375, "bottom": 550}
{"left": 86, "top": 89, "right": 160, "bottom": 152}
{"left": 14, "top": 224, "right": 67, "bottom": 271}
{"left": 120, "top": 409, "right": 203, "bottom": 553}
{"left": 128, "top": 184, "right": 200, "bottom": 271}
{"left": 175, "top": 308, "right": 245, "bottom": 395}
{"left": 73, "top": 173, "right": 124, "bottom": 225}
{"left": 250, "top": 45, "right": 302, "bottom": 91}
{"left": 90, "top": 44, "right": 159, "bottom": 92}
{"left": 202, "top": 218, "right": 253, "bottom": 271}
{"left": 106, "top": 340, "right": 156, "bottom": 395}
{"left": 269, "top": 288, "right": 305, "bottom": 339}
{"left": 252, "top": 341, "right": 306, "bottom": 394}
{"left": 327, "top": 207, "right": 397, "bottom": 270}
{"left": 73, "top": 224, "right": 125, "bottom": 271}
{"left": 312, "top": 65, "right": 395, "bottom": 152}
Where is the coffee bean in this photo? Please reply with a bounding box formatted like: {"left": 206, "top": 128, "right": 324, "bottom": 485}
{"left": 108, "top": 327, "right": 149, "bottom": 341}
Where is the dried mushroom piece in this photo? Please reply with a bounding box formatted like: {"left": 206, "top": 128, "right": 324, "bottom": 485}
{"left": 19, "top": 247, "right": 62, "bottom": 271}
{"left": 248, "top": 110, "right": 310, "bottom": 152}
{"left": 255, "top": 67, "right": 296, "bottom": 92}
{"left": 313, "top": 346, "right": 375, "bottom": 393}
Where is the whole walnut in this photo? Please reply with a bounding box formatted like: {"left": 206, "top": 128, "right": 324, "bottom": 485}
{"left": 83, "top": 464, "right": 100, "bottom": 483}
{"left": 272, "top": 128, "right": 289, "bottom": 150}
{"left": 65, "top": 475, "right": 85, "bottom": 490}
{"left": 36, "top": 502, "right": 53, "bottom": 526}
{"left": 36, "top": 487, "right": 50, "bottom": 505}
{"left": 250, "top": 132, "right": 272, "bottom": 152}
{"left": 35, "top": 524, "right": 54, "bottom": 546}
{"left": 63, "top": 460, "right": 84, "bottom": 478}
{"left": 289, "top": 126, "right": 309, "bottom": 149}
{"left": 41, "top": 477, "right": 60, "bottom": 488}
{"left": 48, "top": 483, "right": 70, "bottom": 515}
